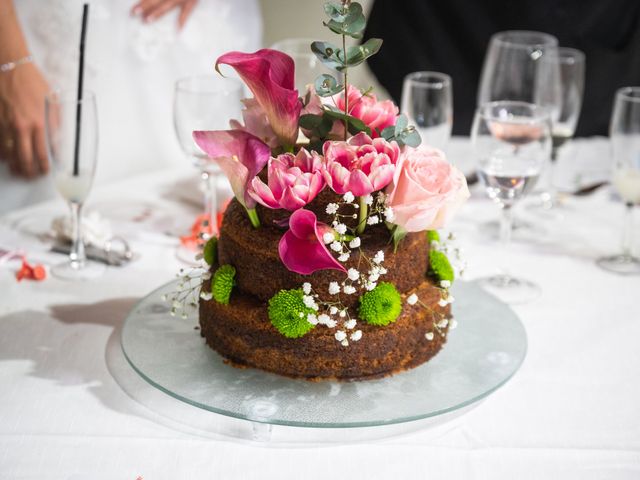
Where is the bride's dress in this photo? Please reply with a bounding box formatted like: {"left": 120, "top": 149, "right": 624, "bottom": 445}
{"left": 1, "top": 0, "right": 262, "bottom": 214}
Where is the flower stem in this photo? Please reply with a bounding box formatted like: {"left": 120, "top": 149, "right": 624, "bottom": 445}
{"left": 356, "top": 195, "right": 367, "bottom": 234}
{"left": 246, "top": 207, "right": 260, "bottom": 228}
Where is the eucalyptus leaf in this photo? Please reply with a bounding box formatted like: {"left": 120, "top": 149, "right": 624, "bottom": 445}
{"left": 380, "top": 125, "right": 395, "bottom": 141}
{"left": 314, "top": 74, "right": 343, "bottom": 97}
{"left": 394, "top": 114, "right": 408, "bottom": 136}
{"left": 399, "top": 128, "right": 422, "bottom": 147}
{"left": 311, "top": 41, "right": 345, "bottom": 72}
{"left": 324, "top": 2, "right": 347, "bottom": 21}
{"left": 346, "top": 38, "right": 383, "bottom": 67}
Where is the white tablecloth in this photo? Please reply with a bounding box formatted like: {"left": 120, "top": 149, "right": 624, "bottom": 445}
{"left": 0, "top": 138, "right": 639, "bottom": 479}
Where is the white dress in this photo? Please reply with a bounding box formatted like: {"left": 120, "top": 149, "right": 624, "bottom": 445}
{"left": 0, "top": 0, "right": 262, "bottom": 214}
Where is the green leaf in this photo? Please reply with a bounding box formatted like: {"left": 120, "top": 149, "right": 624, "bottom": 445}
{"left": 314, "top": 74, "right": 343, "bottom": 97}
{"left": 380, "top": 125, "right": 395, "bottom": 141}
{"left": 394, "top": 114, "right": 408, "bottom": 136}
{"left": 400, "top": 128, "right": 422, "bottom": 147}
{"left": 299, "top": 113, "right": 334, "bottom": 139}
{"left": 299, "top": 113, "right": 323, "bottom": 130}
{"left": 323, "top": 107, "right": 371, "bottom": 136}
{"left": 346, "top": 38, "right": 383, "bottom": 68}
{"left": 311, "top": 41, "right": 345, "bottom": 72}
{"left": 324, "top": 2, "right": 347, "bottom": 21}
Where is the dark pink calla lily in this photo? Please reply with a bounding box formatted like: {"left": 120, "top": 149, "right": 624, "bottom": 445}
{"left": 278, "top": 209, "right": 346, "bottom": 275}
{"left": 216, "top": 49, "right": 301, "bottom": 148}
{"left": 193, "top": 130, "right": 270, "bottom": 209}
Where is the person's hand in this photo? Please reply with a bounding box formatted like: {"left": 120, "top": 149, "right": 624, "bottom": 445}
{"left": 0, "top": 62, "right": 50, "bottom": 178}
{"left": 131, "top": 0, "right": 198, "bottom": 29}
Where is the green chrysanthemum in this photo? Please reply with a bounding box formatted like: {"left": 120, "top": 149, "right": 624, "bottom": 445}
{"left": 212, "top": 264, "right": 236, "bottom": 304}
{"left": 358, "top": 282, "right": 402, "bottom": 326}
{"left": 429, "top": 250, "right": 455, "bottom": 283}
{"left": 268, "top": 289, "right": 316, "bottom": 338}
{"left": 203, "top": 236, "right": 218, "bottom": 266}
{"left": 427, "top": 230, "right": 440, "bottom": 244}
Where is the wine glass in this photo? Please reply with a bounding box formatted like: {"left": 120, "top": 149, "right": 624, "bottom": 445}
{"left": 401, "top": 71, "right": 453, "bottom": 151}
{"left": 536, "top": 47, "right": 585, "bottom": 210}
{"left": 173, "top": 76, "right": 243, "bottom": 239}
{"left": 271, "top": 38, "right": 331, "bottom": 93}
{"left": 478, "top": 30, "right": 561, "bottom": 112}
{"left": 471, "top": 101, "right": 552, "bottom": 303}
{"left": 597, "top": 87, "right": 640, "bottom": 275}
{"left": 45, "top": 90, "right": 104, "bottom": 280}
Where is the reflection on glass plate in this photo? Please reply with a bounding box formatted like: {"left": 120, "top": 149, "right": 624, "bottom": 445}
{"left": 121, "top": 280, "right": 527, "bottom": 428}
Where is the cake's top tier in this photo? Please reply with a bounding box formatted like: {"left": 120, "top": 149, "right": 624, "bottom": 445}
{"left": 218, "top": 194, "right": 430, "bottom": 308}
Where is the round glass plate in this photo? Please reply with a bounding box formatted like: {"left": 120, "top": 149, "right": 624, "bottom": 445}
{"left": 121, "top": 280, "right": 527, "bottom": 428}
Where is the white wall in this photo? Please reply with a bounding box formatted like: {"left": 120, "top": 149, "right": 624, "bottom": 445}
{"left": 259, "top": 0, "right": 390, "bottom": 99}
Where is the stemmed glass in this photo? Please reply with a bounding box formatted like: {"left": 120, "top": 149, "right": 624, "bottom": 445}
{"left": 173, "top": 76, "right": 243, "bottom": 239}
{"left": 271, "top": 38, "right": 330, "bottom": 93}
{"left": 401, "top": 71, "right": 453, "bottom": 151}
{"left": 471, "top": 101, "right": 552, "bottom": 303}
{"left": 45, "top": 90, "right": 104, "bottom": 280}
{"left": 597, "top": 87, "right": 640, "bottom": 275}
{"left": 536, "top": 47, "right": 585, "bottom": 210}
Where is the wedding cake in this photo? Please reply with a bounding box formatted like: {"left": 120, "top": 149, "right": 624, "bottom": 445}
{"left": 190, "top": 2, "right": 469, "bottom": 380}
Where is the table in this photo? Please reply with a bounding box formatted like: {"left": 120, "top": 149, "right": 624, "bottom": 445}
{"left": 0, "top": 138, "right": 639, "bottom": 479}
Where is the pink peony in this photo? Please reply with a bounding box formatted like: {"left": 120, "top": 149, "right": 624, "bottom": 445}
{"left": 279, "top": 209, "right": 346, "bottom": 275}
{"left": 323, "top": 132, "right": 400, "bottom": 196}
{"left": 249, "top": 148, "right": 325, "bottom": 211}
{"left": 229, "top": 98, "right": 279, "bottom": 149}
{"left": 334, "top": 85, "right": 397, "bottom": 138}
{"left": 386, "top": 146, "right": 469, "bottom": 232}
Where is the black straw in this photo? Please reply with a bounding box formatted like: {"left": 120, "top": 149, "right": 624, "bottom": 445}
{"left": 73, "top": 3, "right": 89, "bottom": 177}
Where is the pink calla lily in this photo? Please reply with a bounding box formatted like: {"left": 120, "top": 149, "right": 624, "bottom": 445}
{"left": 216, "top": 49, "right": 301, "bottom": 148}
{"left": 192, "top": 130, "right": 270, "bottom": 209}
{"left": 249, "top": 148, "right": 325, "bottom": 211}
{"left": 278, "top": 209, "right": 346, "bottom": 275}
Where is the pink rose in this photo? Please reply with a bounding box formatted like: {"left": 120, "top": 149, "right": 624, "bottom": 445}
{"left": 335, "top": 85, "right": 398, "bottom": 138}
{"left": 323, "top": 132, "right": 400, "bottom": 196}
{"left": 249, "top": 148, "right": 325, "bottom": 211}
{"left": 386, "top": 146, "right": 469, "bottom": 232}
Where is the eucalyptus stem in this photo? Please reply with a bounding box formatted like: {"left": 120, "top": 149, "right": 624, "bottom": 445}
{"left": 342, "top": 2, "right": 349, "bottom": 140}
{"left": 356, "top": 195, "right": 367, "bottom": 234}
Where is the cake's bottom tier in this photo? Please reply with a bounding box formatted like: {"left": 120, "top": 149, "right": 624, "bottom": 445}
{"left": 199, "top": 281, "right": 452, "bottom": 381}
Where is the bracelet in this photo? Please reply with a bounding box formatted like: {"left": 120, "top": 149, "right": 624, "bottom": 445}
{"left": 0, "top": 55, "right": 34, "bottom": 73}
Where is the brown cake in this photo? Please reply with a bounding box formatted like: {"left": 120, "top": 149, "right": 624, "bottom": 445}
{"left": 189, "top": 8, "right": 469, "bottom": 381}
{"left": 198, "top": 195, "right": 454, "bottom": 381}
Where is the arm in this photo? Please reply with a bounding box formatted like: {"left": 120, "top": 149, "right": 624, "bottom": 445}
{"left": 0, "top": 0, "right": 50, "bottom": 178}
{"left": 131, "top": 0, "right": 198, "bottom": 29}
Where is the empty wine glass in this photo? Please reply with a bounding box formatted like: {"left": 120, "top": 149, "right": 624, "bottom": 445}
{"left": 173, "top": 76, "right": 243, "bottom": 238}
{"left": 536, "top": 47, "right": 585, "bottom": 210}
{"left": 471, "top": 101, "right": 552, "bottom": 303}
{"left": 478, "top": 30, "right": 561, "bottom": 113}
{"left": 597, "top": 87, "right": 640, "bottom": 275}
{"left": 45, "top": 90, "right": 104, "bottom": 280}
{"left": 401, "top": 71, "right": 453, "bottom": 151}
{"left": 271, "top": 38, "right": 331, "bottom": 93}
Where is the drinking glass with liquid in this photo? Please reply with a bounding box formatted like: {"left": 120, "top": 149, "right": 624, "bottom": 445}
{"left": 45, "top": 90, "right": 104, "bottom": 280}
{"left": 597, "top": 87, "right": 640, "bottom": 275}
{"left": 472, "top": 101, "right": 552, "bottom": 303}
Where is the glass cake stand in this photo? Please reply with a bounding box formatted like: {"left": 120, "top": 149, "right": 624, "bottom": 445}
{"left": 120, "top": 280, "right": 527, "bottom": 439}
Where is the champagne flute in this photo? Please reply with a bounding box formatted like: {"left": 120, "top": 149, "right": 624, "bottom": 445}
{"left": 45, "top": 90, "right": 104, "bottom": 280}
{"left": 597, "top": 87, "right": 640, "bottom": 275}
{"left": 401, "top": 71, "right": 453, "bottom": 151}
{"left": 173, "top": 76, "right": 243, "bottom": 239}
{"left": 537, "top": 47, "right": 585, "bottom": 210}
{"left": 472, "top": 101, "right": 552, "bottom": 303}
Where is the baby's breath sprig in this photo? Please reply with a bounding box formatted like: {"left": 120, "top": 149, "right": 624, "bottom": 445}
{"left": 163, "top": 262, "right": 211, "bottom": 319}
